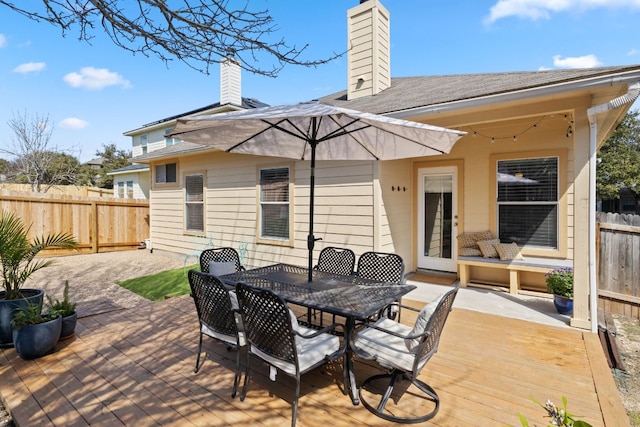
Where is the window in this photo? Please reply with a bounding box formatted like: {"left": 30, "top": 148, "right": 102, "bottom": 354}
{"left": 117, "top": 182, "right": 124, "bottom": 198}
{"left": 259, "top": 167, "right": 290, "bottom": 240}
{"left": 497, "top": 157, "right": 558, "bottom": 249}
{"left": 155, "top": 163, "right": 177, "bottom": 184}
{"left": 185, "top": 174, "right": 204, "bottom": 232}
{"left": 164, "top": 128, "right": 177, "bottom": 146}
{"left": 126, "top": 181, "right": 134, "bottom": 199}
{"left": 141, "top": 134, "right": 148, "bottom": 154}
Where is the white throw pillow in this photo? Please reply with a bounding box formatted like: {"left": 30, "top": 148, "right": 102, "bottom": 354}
{"left": 208, "top": 261, "right": 236, "bottom": 276}
{"left": 404, "top": 293, "right": 444, "bottom": 352}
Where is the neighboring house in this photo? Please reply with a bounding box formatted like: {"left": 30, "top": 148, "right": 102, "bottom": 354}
{"left": 118, "top": 58, "right": 268, "bottom": 200}
{"left": 599, "top": 188, "right": 640, "bottom": 214}
{"left": 84, "top": 157, "right": 105, "bottom": 170}
{"left": 131, "top": 0, "right": 640, "bottom": 331}
{"left": 106, "top": 164, "right": 151, "bottom": 199}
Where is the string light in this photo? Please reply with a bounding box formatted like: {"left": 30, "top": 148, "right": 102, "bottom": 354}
{"left": 464, "top": 114, "right": 572, "bottom": 143}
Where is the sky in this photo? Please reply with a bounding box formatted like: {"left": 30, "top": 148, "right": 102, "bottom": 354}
{"left": 1, "top": 0, "right": 640, "bottom": 162}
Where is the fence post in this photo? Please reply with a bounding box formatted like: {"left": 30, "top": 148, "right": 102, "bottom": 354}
{"left": 91, "top": 201, "right": 99, "bottom": 253}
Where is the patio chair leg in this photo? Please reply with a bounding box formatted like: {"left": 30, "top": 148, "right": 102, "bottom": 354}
{"left": 240, "top": 357, "right": 250, "bottom": 401}
{"left": 359, "top": 371, "right": 440, "bottom": 424}
{"left": 292, "top": 376, "right": 300, "bottom": 427}
{"left": 232, "top": 346, "right": 242, "bottom": 398}
{"left": 194, "top": 333, "right": 204, "bottom": 373}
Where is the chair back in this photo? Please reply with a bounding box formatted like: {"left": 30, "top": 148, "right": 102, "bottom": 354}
{"left": 412, "top": 285, "right": 459, "bottom": 373}
{"left": 235, "top": 283, "right": 297, "bottom": 365}
{"left": 356, "top": 251, "right": 405, "bottom": 283}
{"left": 315, "top": 247, "right": 356, "bottom": 276}
{"left": 200, "top": 247, "right": 243, "bottom": 274}
{"left": 188, "top": 270, "right": 239, "bottom": 338}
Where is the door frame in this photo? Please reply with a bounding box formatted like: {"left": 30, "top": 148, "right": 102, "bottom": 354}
{"left": 412, "top": 159, "right": 464, "bottom": 273}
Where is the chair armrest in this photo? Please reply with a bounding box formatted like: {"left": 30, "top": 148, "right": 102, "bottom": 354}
{"left": 360, "top": 320, "right": 431, "bottom": 341}
{"left": 293, "top": 322, "right": 344, "bottom": 339}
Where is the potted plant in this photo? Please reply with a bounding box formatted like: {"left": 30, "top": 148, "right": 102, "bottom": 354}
{"left": 46, "top": 280, "right": 78, "bottom": 340}
{"left": 10, "top": 300, "right": 62, "bottom": 359}
{"left": 0, "top": 210, "right": 78, "bottom": 347}
{"left": 545, "top": 267, "right": 574, "bottom": 315}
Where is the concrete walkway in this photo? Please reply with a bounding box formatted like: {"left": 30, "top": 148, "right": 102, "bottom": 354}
{"left": 405, "top": 275, "right": 572, "bottom": 329}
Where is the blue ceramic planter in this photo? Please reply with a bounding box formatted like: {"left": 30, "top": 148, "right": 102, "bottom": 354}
{"left": 553, "top": 294, "right": 573, "bottom": 316}
{"left": 0, "top": 289, "right": 45, "bottom": 347}
{"left": 12, "top": 314, "right": 62, "bottom": 359}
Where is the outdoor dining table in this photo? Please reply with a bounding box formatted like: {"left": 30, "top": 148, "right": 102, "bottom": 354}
{"left": 218, "top": 263, "right": 416, "bottom": 405}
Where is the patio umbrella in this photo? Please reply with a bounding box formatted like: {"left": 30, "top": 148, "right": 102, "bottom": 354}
{"left": 169, "top": 102, "right": 465, "bottom": 281}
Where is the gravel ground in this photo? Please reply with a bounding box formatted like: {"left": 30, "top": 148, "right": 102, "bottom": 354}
{"left": 29, "top": 249, "right": 186, "bottom": 311}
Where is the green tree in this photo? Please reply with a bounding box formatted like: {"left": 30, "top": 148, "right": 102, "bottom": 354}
{"left": 0, "top": 1, "right": 340, "bottom": 77}
{"left": 94, "top": 144, "right": 131, "bottom": 189}
{"left": 597, "top": 110, "right": 640, "bottom": 212}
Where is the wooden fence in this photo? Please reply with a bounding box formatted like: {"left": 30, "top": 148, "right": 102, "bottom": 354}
{"left": 597, "top": 211, "right": 640, "bottom": 319}
{"left": 0, "top": 183, "right": 113, "bottom": 198}
{"left": 0, "top": 190, "right": 149, "bottom": 255}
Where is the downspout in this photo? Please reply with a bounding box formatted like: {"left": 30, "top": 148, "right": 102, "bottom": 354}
{"left": 586, "top": 81, "right": 640, "bottom": 333}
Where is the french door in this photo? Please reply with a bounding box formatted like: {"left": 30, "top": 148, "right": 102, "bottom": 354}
{"left": 417, "top": 166, "right": 458, "bottom": 272}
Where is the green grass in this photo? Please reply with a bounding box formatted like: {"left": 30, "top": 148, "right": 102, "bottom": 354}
{"left": 117, "top": 264, "right": 198, "bottom": 301}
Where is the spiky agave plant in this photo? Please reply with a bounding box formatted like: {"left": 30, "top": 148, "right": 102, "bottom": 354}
{"left": 0, "top": 210, "right": 78, "bottom": 300}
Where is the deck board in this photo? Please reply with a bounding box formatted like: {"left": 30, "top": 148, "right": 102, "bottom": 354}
{"left": 0, "top": 295, "right": 629, "bottom": 427}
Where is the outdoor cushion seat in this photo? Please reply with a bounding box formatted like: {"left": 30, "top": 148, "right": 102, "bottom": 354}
{"left": 235, "top": 282, "right": 346, "bottom": 427}
{"left": 352, "top": 284, "right": 459, "bottom": 424}
{"left": 188, "top": 270, "right": 245, "bottom": 398}
{"left": 200, "top": 247, "right": 246, "bottom": 274}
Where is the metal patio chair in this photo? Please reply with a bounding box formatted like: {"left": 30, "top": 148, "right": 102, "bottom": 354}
{"left": 200, "top": 247, "right": 246, "bottom": 275}
{"left": 307, "top": 246, "right": 356, "bottom": 327}
{"left": 183, "top": 235, "right": 214, "bottom": 274}
{"left": 235, "top": 282, "right": 345, "bottom": 427}
{"left": 355, "top": 251, "right": 405, "bottom": 320}
{"left": 352, "top": 284, "right": 459, "bottom": 424}
{"left": 188, "top": 270, "right": 245, "bottom": 398}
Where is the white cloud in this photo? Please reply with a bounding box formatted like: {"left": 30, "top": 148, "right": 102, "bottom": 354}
{"left": 0, "top": 34, "right": 7, "bottom": 48}
{"left": 485, "top": 0, "right": 640, "bottom": 24}
{"left": 59, "top": 117, "right": 89, "bottom": 129}
{"left": 553, "top": 54, "right": 603, "bottom": 68}
{"left": 628, "top": 48, "right": 640, "bottom": 56}
{"left": 63, "top": 66, "right": 131, "bottom": 90}
{"left": 13, "top": 62, "right": 46, "bottom": 74}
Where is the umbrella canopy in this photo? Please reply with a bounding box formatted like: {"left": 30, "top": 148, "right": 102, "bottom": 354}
{"left": 169, "top": 103, "right": 466, "bottom": 280}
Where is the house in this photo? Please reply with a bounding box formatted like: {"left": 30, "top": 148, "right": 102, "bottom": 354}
{"left": 106, "top": 164, "right": 151, "bottom": 199}
{"left": 130, "top": 0, "right": 640, "bottom": 331}
{"left": 116, "top": 58, "right": 268, "bottom": 199}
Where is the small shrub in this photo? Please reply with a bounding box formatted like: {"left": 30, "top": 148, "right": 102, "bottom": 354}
{"left": 46, "top": 280, "right": 76, "bottom": 317}
{"left": 545, "top": 268, "right": 573, "bottom": 298}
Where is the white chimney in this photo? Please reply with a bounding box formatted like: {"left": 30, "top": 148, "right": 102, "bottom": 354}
{"left": 220, "top": 57, "right": 242, "bottom": 106}
{"left": 347, "top": 0, "right": 390, "bottom": 100}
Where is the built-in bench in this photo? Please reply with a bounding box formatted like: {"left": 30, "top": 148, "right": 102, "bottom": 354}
{"left": 458, "top": 256, "right": 573, "bottom": 295}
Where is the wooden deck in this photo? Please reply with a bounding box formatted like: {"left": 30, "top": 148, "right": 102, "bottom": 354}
{"left": 0, "top": 296, "right": 629, "bottom": 426}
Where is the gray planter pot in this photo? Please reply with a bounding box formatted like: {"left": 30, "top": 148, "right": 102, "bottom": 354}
{"left": 12, "top": 314, "right": 62, "bottom": 359}
{"left": 60, "top": 311, "right": 78, "bottom": 340}
{"left": 0, "top": 289, "right": 45, "bottom": 348}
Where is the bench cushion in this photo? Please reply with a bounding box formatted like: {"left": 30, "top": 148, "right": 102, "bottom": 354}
{"left": 478, "top": 239, "right": 501, "bottom": 258}
{"left": 494, "top": 242, "right": 524, "bottom": 260}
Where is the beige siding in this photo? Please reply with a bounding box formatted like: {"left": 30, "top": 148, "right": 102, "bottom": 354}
{"left": 347, "top": 0, "right": 390, "bottom": 100}
{"left": 149, "top": 153, "right": 376, "bottom": 269}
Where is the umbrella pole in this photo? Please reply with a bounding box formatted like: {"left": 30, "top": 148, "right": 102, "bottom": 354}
{"left": 307, "top": 141, "right": 317, "bottom": 282}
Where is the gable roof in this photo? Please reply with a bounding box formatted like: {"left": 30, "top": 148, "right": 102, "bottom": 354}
{"left": 318, "top": 66, "right": 640, "bottom": 115}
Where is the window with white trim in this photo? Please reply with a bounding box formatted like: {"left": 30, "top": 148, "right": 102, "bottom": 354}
{"left": 259, "top": 167, "right": 290, "bottom": 240}
{"left": 155, "top": 163, "right": 177, "bottom": 184}
{"left": 126, "top": 181, "right": 134, "bottom": 198}
{"left": 497, "top": 156, "right": 558, "bottom": 249}
{"left": 117, "top": 181, "right": 124, "bottom": 198}
{"left": 164, "top": 128, "right": 177, "bottom": 146}
{"left": 185, "top": 174, "right": 204, "bottom": 232}
{"left": 141, "top": 134, "right": 148, "bottom": 154}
